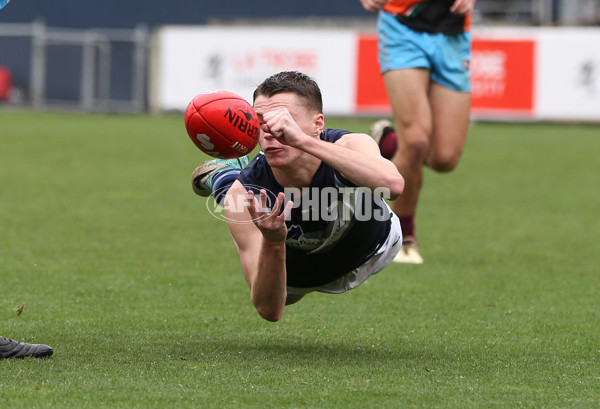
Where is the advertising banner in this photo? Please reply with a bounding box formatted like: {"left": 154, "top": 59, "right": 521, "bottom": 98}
{"left": 536, "top": 28, "right": 600, "bottom": 120}
{"left": 354, "top": 33, "right": 537, "bottom": 119}
{"left": 470, "top": 39, "right": 536, "bottom": 118}
{"left": 152, "top": 25, "right": 600, "bottom": 122}
{"left": 355, "top": 34, "right": 389, "bottom": 114}
{"left": 152, "top": 26, "right": 356, "bottom": 114}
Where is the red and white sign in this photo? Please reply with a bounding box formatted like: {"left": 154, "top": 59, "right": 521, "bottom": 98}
{"left": 355, "top": 33, "right": 389, "bottom": 114}
{"left": 470, "top": 39, "right": 536, "bottom": 118}
{"left": 353, "top": 33, "right": 537, "bottom": 119}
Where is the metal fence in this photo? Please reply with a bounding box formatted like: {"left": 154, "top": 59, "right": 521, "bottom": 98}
{"left": 0, "top": 20, "right": 148, "bottom": 112}
{"left": 475, "top": 0, "right": 600, "bottom": 25}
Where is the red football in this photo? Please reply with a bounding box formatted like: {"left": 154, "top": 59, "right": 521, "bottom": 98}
{"left": 184, "top": 90, "right": 260, "bottom": 159}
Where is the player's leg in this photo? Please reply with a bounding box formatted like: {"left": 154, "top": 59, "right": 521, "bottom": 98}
{"left": 0, "top": 335, "right": 53, "bottom": 359}
{"left": 383, "top": 67, "right": 431, "bottom": 263}
{"left": 370, "top": 118, "right": 397, "bottom": 160}
{"left": 426, "top": 30, "right": 472, "bottom": 172}
{"left": 375, "top": 11, "right": 436, "bottom": 263}
{"left": 191, "top": 155, "right": 249, "bottom": 203}
{"left": 426, "top": 83, "right": 470, "bottom": 172}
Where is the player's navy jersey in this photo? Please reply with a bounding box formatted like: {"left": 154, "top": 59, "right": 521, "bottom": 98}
{"left": 237, "top": 128, "right": 392, "bottom": 288}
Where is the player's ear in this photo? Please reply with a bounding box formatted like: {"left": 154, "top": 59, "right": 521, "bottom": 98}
{"left": 313, "top": 113, "right": 324, "bottom": 136}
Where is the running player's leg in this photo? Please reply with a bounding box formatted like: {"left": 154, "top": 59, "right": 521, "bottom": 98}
{"left": 426, "top": 31, "right": 472, "bottom": 172}
{"left": 426, "top": 83, "right": 470, "bottom": 172}
{"left": 383, "top": 68, "right": 431, "bottom": 263}
{"left": 191, "top": 156, "right": 250, "bottom": 203}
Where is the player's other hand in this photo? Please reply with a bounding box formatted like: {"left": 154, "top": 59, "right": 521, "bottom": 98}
{"left": 450, "top": 0, "right": 476, "bottom": 15}
{"left": 246, "top": 190, "right": 291, "bottom": 243}
{"left": 359, "top": 0, "right": 390, "bottom": 12}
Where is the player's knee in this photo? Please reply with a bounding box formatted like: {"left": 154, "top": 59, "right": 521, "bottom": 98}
{"left": 427, "top": 151, "right": 462, "bottom": 172}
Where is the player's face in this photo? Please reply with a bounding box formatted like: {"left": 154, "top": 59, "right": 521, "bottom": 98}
{"left": 253, "top": 92, "right": 319, "bottom": 166}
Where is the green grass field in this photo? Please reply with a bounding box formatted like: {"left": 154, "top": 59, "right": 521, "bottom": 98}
{"left": 1, "top": 112, "right": 598, "bottom": 408}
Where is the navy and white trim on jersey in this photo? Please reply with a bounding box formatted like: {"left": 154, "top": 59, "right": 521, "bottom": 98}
{"left": 237, "top": 128, "right": 392, "bottom": 288}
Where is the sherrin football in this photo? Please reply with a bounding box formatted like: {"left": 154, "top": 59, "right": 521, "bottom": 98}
{"left": 184, "top": 90, "right": 260, "bottom": 159}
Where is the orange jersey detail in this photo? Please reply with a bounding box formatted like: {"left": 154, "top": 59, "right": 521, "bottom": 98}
{"left": 383, "top": 0, "right": 424, "bottom": 15}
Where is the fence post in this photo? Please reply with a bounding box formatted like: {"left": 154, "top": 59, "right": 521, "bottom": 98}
{"left": 132, "top": 24, "right": 149, "bottom": 112}
{"left": 97, "top": 36, "right": 112, "bottom": 112}
{"left": 30, "top": 19, "right": 46, "bottom": 109}
{"left": 535, "top": 0, "right": 554, "bottom": 25}
{"left": 80, "top": 32, "right": 97, "bottom": 111}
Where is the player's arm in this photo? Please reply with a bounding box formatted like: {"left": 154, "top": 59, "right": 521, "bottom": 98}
{"left": 225, "top": 181, "right": 291, "bottom": 322}
{"left": 328, "top": 132, "right": 405, "bottom": 199}
{"left": 263, "top": 109, "right": 404, "bottom": 199}
{"left": 303, "top": 132, "right": 405, "bottom": 198}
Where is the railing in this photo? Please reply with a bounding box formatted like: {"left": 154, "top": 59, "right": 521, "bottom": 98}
{"left": 475, "top": 0, "right": 600, "bottom": 26}
{"left": 0, "top": 20, "right": 148, "bottom": 112}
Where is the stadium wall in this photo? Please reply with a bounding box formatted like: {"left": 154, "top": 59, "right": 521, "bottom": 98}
{"left": 151, "top": 26, "right": 600, "bottom": 122}
{"left": 0, "top": 0, "right": 370, "bottom": 29}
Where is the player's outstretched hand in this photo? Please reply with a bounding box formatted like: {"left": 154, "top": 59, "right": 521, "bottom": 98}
{"left": 246, "top": 190, "right": 292, "bottom": 243}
